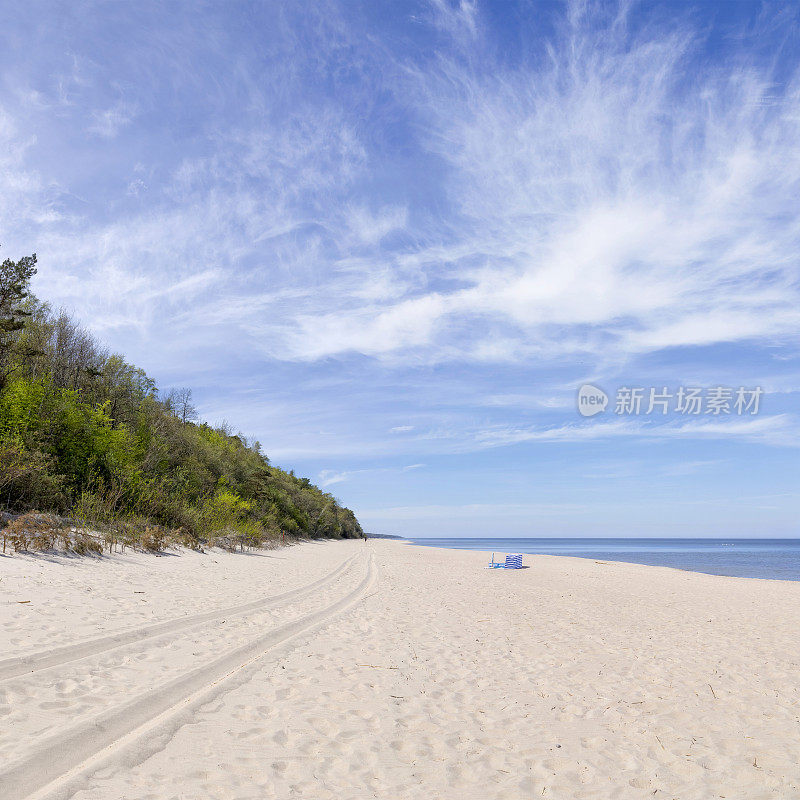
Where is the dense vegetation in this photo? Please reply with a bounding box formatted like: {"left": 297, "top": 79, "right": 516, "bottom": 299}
{"left": 0, "top": 248, "right": 363, "bottom": 551}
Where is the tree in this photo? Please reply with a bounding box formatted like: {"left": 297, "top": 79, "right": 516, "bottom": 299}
{"left": 0, "top": 249, "right": 37, "bottom": 391}
{"left": 165, "top": 387, "right": 197, "bottom": 426}
{"left": 0, "top": 250, "right": 364, "bottom": 542}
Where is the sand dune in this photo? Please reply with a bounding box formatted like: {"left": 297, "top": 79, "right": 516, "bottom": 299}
{"left": 2, "top": 539, "right": 800, "bottom": 799}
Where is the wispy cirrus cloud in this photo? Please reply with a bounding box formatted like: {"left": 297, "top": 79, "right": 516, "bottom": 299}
{"left": 318, "top": 469, "right": 352, "bottom": 488}
{"left": 278, "top": 4, "right": 800, "bottom": 364}
{"left": 88, "top": 99, "right": 137, "bottom": 138}
{"left": 6, "top": 1, "right": 800, "bottom": 371}
{"left": 470, "top": 414, "right": 800, "bottom": 450}
{"left": 0, "top": 1, "right": 798, "bottom": 536}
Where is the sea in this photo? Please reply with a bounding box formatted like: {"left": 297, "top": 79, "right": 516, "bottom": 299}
{"left": 405, "top": 537, "right": 800, "bottom": 581}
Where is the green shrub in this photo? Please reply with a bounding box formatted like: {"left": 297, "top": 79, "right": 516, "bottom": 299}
{"left": 0, "top": 255, "right": 364, "bottom": 548}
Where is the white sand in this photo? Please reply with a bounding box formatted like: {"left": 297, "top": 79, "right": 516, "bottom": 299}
{"left": 2, "top": 539, "right": 800, "bottom": 799}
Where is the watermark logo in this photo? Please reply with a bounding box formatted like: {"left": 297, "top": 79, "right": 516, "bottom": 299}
{"left": 577, "top": 385, "right": 763, "bottom": 417}
{"left": 577, "top": 384, "right": 609, "bottom": 417}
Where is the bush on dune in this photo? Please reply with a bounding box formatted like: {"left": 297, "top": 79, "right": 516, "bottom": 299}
{"left": 0, "top": 248, "right": 364, "bottom": 554}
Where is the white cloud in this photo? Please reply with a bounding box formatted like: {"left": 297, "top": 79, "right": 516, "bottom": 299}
{"left": 359, "top": 501, "right": 590, "bottom": 522}
{"left": 427, "top": 0, "right": 479, "bottom": 41}
{"left": 9, "top": 3, "right": 799, "bottom": 372}
{"left": 470, "top": 414, "right": 800, "bottom": 450}
{"left": 251, "top": 3, "right": 800, "bottom": 364}
{"left": 346, "top": 205, "right": 408, "bottom": 246}
{"left": 318, "top": 469, "right": 350, "bottom": 487}
{"left": 1, "top": 0, "right": 799, "bottom": 476}
{"left": 88, "top": 100, "right": 136, "bottom": 138}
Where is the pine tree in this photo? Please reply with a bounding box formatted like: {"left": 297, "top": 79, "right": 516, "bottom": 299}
{"left": 0, "top": 248, "right": 38, "bottom": 390}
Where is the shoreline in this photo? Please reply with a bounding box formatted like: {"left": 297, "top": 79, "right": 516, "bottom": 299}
{"left": 3, "top": 538, "right": 800, "bottom": 798}
{"left": 399, "top": 537, "right": 800, "bottom": 583}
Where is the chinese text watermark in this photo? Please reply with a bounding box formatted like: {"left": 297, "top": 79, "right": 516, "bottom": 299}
{"left": 577, "top": 385, "right": 762, "bottom": 418}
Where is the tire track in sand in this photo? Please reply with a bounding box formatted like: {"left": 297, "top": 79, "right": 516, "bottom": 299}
{"left": 0, "top": 553, "right": 375, "bottom": 800}
{"left": 0, "top": 553, "right": 357, "bottom": 681}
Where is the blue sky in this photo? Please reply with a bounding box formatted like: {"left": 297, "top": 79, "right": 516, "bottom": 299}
{"left": 1, "top": 1, "right": 799, "bottom": 537}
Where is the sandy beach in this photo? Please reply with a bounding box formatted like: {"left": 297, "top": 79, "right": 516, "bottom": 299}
{"left": 2, "top": 539, "right": 800, "bottom": 800}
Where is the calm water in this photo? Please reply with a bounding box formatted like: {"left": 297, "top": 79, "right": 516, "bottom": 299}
{"left": 406, "top": 538, "right": 800, "bottom": 581}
